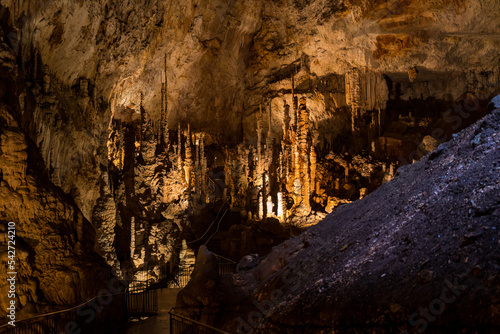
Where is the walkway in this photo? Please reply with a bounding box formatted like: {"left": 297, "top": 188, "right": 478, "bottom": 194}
{"left": 117, "top": 288, "right": 181, "bottom": 334}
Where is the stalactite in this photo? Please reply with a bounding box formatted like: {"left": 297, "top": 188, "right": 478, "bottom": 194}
{"left": 347, "top": 68, "right": 361, "bottom": 134}
{"left": 161, "top": 54, "right": 169, "bottom": 148}
{"left": 283, "top": 100, "right": 290, "bottom": 141}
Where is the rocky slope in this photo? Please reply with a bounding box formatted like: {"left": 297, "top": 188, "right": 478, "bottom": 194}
{"left": 215, "top": 108, "right": 500, "bottom": 333}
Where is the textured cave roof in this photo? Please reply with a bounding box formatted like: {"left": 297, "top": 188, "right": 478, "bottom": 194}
{"left": 7, "top": 0, "right": 500, "bottom": 136}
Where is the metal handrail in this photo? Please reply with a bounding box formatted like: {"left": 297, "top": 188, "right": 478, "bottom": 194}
{"left": 213, "top": 253, "right": 236, "bottom": 264}
{"left": 0, "top": 291, "right": 125, "bottom": 330}
{"left": 169, "top": 308, "right": 230, "bottom": 334}
{"left": 0, "top": 279, "right": 157, "bottom": 333}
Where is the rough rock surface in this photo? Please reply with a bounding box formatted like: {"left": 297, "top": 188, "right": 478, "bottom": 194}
{"left": 216, "top": 109, "right": 500, "bottom": 333}
{"left": 4, "top": 0, "right": 499, "bottom": 133}
{"left": 0, "top": 105, "right": 111, "bottom": 322}
{"left": 175, "top": 245, "right": 220, "bottom": 323}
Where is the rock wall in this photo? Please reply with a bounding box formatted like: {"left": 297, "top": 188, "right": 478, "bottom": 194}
{"left": 0, "top": 104, "right": 111, "bottom": 322}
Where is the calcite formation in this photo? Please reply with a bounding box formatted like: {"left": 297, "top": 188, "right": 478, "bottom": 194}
{"left": 0, "top": 106, "right": 110, "bottom": 321}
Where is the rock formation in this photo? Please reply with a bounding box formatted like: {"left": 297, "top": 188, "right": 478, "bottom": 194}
{"left": 216, "top": 107, "right": 500, "bottom": 333}
{"left": 0, "top": 105, "right": 111, "bottom": 321}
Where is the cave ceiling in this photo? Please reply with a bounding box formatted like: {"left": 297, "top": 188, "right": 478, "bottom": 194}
{"left": 6, "top": 0, "right": 500, "bottom": 138}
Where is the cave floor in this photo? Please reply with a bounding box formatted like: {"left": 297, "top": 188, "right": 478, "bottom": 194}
{"left": 115, "top": 288, "right": 181, "bottom": 334}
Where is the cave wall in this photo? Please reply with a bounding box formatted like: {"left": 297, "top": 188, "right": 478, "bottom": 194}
{"left": 0, "top": 0, "right": 498, "bottom": 299}
{"left": 0, "top": 103, "right": 112, "bottom": 322}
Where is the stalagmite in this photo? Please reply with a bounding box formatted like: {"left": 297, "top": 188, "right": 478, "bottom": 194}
{"left": 278, "top": 192, "right": 286, "bottom": 222}
{"left": 43, "top": 65, "right": 50, "bottom": 93}
{"left": 194, "top": 133, "right": 201, "bottom": 198}
{"left": 33, "top": 49, "right": 39, "bottom": 81}
{"left": 200, "top": 134, "right": 207, "bottom": 199}
{"left": 258, "top": 191, "right": 264, "bottom": 220}
{"left": 119, "top": 125, "right": 125, "bottom": 170}
{"left": 283, "top": 100, "right": 291, "bottom": 140}
{"left": 262, "top": 171, "right": 267, "bottom": 219}
{"left": 80, "top": 79, "right": 89, "bottom": 97}
{"left": 177, "top": 123, "right": 183, "bottom": 172}
{"left": 77, "top": 213, "right": 83, "bottom": 241}
{"left": 279, "top": 151, "right": 283, "bottom": 181}
{"left": 302, "top": 154, "right": 311, "bottom": 215}
{"left": 130, "top": 216, "right": 136, "bottom": 258}
{"left": 291, "top": 68, "right": 297, "bottom": 127}
{"left": 140, "top": 93, "right": 147, "bottom": 153}
{"left": 310, "top": 146, "right": 317, "bottom": 194}
{"left": 266, "top": 195, "right": 274, "bottom": 217}
{"left": 298, "top": 97, "right": 309, "bottom": 155}
{"left": 256, "top": 105, "right": 263, "bottom": 174}
{"left": 161, "top": 54, "right": 169, "bottom": 147}
{"left": 408, "top": 67, "right": 418, "bottom": 82}
{"left": 184, "top": 125, "right": 193, "bottom": 189}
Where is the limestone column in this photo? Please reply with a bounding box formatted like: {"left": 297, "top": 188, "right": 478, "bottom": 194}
{"left": 184, "top": 124, "right": 193, "bottom": 189}
{"left": 200, "top": 133, "right": 207, "bottom": 200}
{"left": 177, "top": 123, "right": 183, "bottom": 172}
{"left": 310, "top": 146, "right": 317, "bottom": 194}
{"left": 256, "top": 105, "right": 263, "bottom": 175}
{"left": 140, "top": 93, "right": 147, "bottom": 154}
{"left": 119, "top": 125, "right": 125, "bottom": 170}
